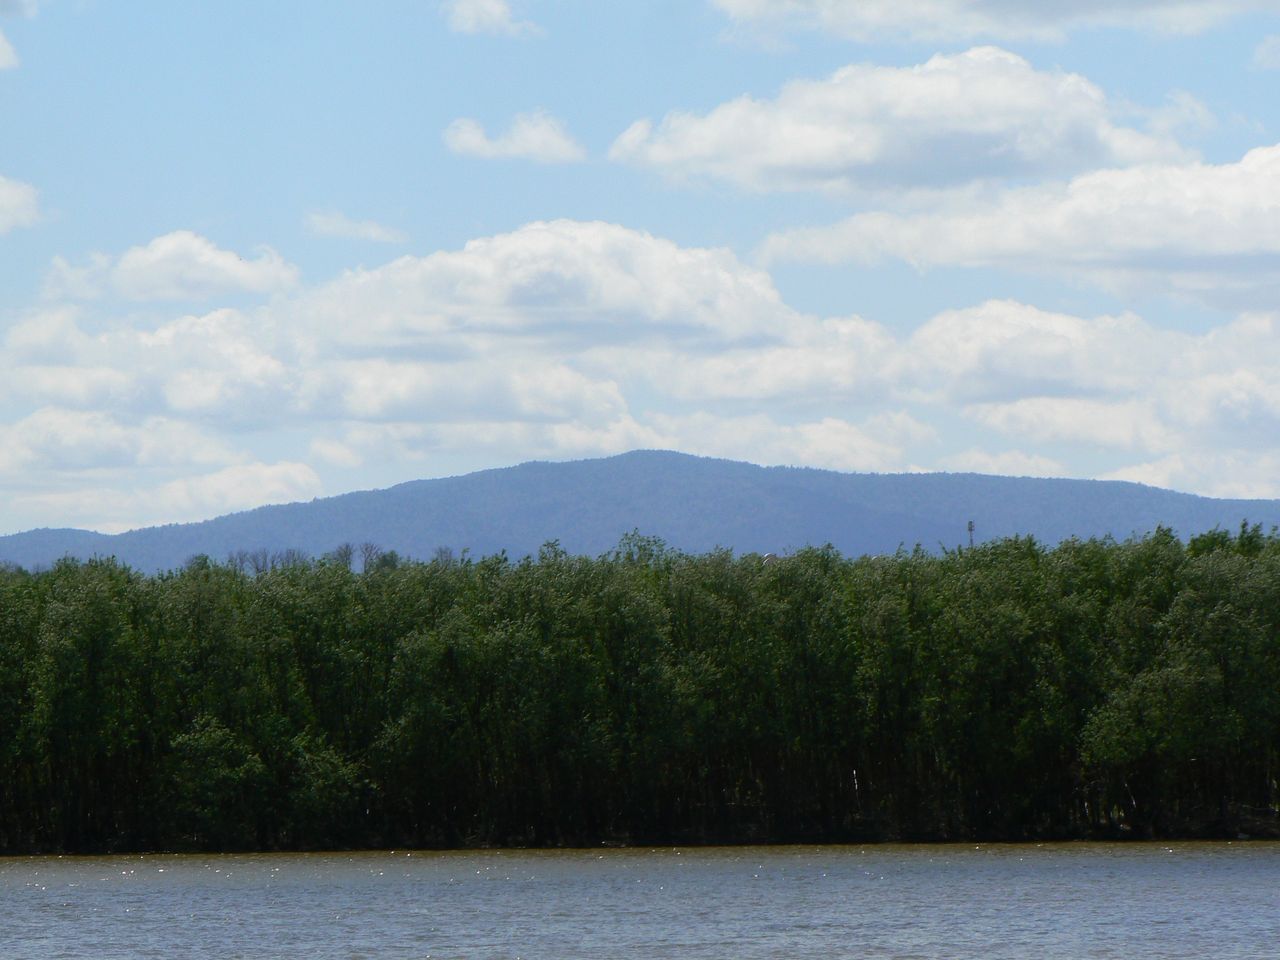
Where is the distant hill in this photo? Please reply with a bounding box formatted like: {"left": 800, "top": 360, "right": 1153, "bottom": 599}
{"left": 2, "top": 450, "right": 1278, "bottom": 573}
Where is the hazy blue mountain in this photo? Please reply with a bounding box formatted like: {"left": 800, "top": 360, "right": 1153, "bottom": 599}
{"left": 2, "top": 450, "right": 1278, "bottom": 573}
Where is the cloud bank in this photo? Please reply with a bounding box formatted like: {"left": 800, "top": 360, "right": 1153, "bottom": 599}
{"left": 15, "top": 220, "right": 1280, "bottom": 532}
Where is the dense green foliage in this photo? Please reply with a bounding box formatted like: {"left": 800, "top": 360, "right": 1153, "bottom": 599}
{"left": 1, "top": 527, "right": 1278, "bottom": 853}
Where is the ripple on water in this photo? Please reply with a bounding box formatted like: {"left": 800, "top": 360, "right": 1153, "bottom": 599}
{"left": 0, "top": 843, "right": 1277, "bottom": 959}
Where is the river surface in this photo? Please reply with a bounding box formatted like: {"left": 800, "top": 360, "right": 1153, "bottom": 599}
{"left": 1, "top": 843, "right": 1277, "bottom": 959}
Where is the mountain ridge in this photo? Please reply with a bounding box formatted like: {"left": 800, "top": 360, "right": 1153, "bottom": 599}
{"left": 2, "top": 449, "right": 1277, "bottom": 573}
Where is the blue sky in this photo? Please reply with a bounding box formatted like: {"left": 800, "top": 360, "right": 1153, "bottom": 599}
{"left": 3, "top": 0, "right": 1280, "bottom": 533}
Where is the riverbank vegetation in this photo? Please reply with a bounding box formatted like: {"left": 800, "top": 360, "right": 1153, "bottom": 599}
{"left": 1, "top": 526, "right": 1278, "bottom": 853}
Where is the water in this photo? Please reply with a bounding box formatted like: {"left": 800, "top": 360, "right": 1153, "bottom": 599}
{"left": 1, "top": 843, "right": 1277, "bottom": 959}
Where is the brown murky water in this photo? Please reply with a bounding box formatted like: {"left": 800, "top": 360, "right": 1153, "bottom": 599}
{"left": 2, "top": 843, "right": 1277, "bottom": 958}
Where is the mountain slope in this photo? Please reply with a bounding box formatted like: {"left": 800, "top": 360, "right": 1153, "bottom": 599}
{"left": 2, "top": 450, "right": 1277, "bottom": 572}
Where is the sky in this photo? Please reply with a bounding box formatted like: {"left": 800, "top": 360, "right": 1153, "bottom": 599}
{"left": 3, "top": 1, "right": 1280, "bottom": 534}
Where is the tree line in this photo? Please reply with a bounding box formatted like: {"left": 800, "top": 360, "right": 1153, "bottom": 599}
{"left": 0, "top": 525, "right": 1277, "bottom": 853}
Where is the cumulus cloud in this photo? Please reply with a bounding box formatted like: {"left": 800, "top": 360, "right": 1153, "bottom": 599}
{"left": 31, "top": 220, "right": 810, "bottom": 437}
{"left": 709, "top": 0, "right": 1280, "bottom": 42}
{"left": 11, "top": 220, "right": 1280, "bottom": 532}
{"left": 46, "top": 231, "right": 300, "bottom": 302}
{"left": 305, "top": 212, "right": 408, "bottom": 243}
{"left": 6, "top": 220, "right": 914, "bottom": 527}
{"left": 613, "top": 47, "right": 1189, "bottom": 193}
{"left": 114, "top": 232, "right": 299, "bottom": 300}
{"left": 0, "top": 405, "right": 309, "bottom": 531}
{"left": 290, "top": 219, "right": 791, "bottom": 355}
{"left": 902, "top": 301, "right": 1280, "bottom": 496}
{"left": 143, "top": 310, "right": 292, "bottom": 419}
{"left": 444, "top": 110, "right": 585, "bottom": 163}
{"left": 0, "top": 408, "right": 239, "bottom": 475}
{"left": 250, "top": 228, "right": 1280, "bottom": 499}
{"left": 903, "top": 300, "right": 1172, "bottom": 403}
{"left": 441, "top": 0, "right": 539, "bottom": 36}
{"left": 0, "top": 174, "right": 38, "bottom": 232}
{"left": 763, "top": 144, "right": 1280, "bottom": 308}
{"left": 1, "top": 305, "right": 293, "bottom": 429}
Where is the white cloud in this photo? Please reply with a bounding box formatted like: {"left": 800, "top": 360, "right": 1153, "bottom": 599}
{"left": 904, "top": 301, "right": 1280, "bottom": 490}
{"left": 939, "top": 449, "right": 1067, "bottom": 478}
{"left": 0, "top": 408, "right": 146, "bottom": 473}
{"left": 43, "top": 253, "right": 111, "bottom": 299}
{"left": 4, "top": 306, "right": 94, "bottom": 363}
{"left": 291, "top": 219, "right": 791, "bottom": 354}
{"left": 14, "top": 461, "right": 323, "bottom": 533}
{"left": 7, "top": 220, "right": 841, "bottom": 527}
{"left": 710, "top": 0, "right": 1280, "bottom": 41}
{"left": 143, "top": 310, "right": 291, "bottom": 418}
{"left": 904, "top": 300, "right": 1171, "bottom": 402}
{"left": 305, "top": 212, "right": 408, "bottom": 243}
{"left": 0, "top": 1, "right": 42, "bottom": 69}
{"left": 1144, "top": 90, "right": 1215, "bottom": 140}
{"left": 12, "top": 221, "right": 920, "bottom": 526}
{"left": 46, "top": 231, "right": 300, "bottom": 302}
{"left": 625, "top": 315, "right": 896, "bottom": 405}
{"left": 148, "top": 461, "right": 323, "bottom": 522}
{"left": 0, "top": 29, "right": 17, "bottom": 69}
{"left": 282, "top": 219, "right": 805, "bottom": 429}
{"left": 444, "top": 110, "right": 585, "bottom": 163}
{"left": 1, "top": 306, "right": 294, "bottom": 427}
{"left": 114, "top": 232, "right": 299, "bottom": 300}
{"left": 297, "top": 358, "right": 629, "bottom": 425}
{"left": 13, "top": 220, "right": 1280, "bottom": 533}
{"left": 282, "top": 226, "right": 1280, "bottom": 491}
{"left": 309, "top": 437, "right": 364, "bottom": 468}
{"left": 442, "top": 0, "right": 539, "bottom": 36}
{"left": 613, "top": 47, "right": 1189, "bottom": 193}
{"left": 7, "top": 366, "right": 133, "bottom": 409}
{"left": 763, "top": 144, "right": 1280, "bottom": 308}
{"left": 647, "top": 412, "right": 918, "bottom": 473}
{"left": 326, "top": 410, "right": 920, "bottom": 477}
{"left": 0, "top": 408, "right": 241, "bottom": 477}
{"left": 0, "top": 174, "right": 38, "bottom": 232}
{"left": 1255, "top": 34, "right": 1280, "bottom": 68}
{"left": 1104, "top": 451, "right": 1280, "bottom": 501}
{"left": 967, "top": 398, "right": 1177, "bottom": 451}
{"left": 327, "top": 416, "right": 669, "bottom": 471}
{"left": 25, "top": 221, "right": 810, "bottom": 450}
